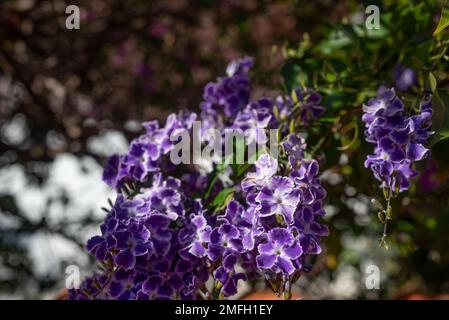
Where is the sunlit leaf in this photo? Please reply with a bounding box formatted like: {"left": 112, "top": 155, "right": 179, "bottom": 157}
{"left": 209, "top": 187, "right": 234, "bottom": 211}
{"left": 433, "top": 2, "right": 449, "bottom": 36}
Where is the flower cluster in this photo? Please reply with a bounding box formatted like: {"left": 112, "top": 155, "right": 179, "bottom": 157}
{"left": 250, "top": 142, "right": 328, "bottom": 273}
{"left": 363, "top": 87, "right": 433, "bottom": 194}
{"left": 200, "top": 57, "right": 253, "bottom": 139}
{"left": 103, "top": 113, "right": 197, "bottom": 189}
{"left": 71, "top": 57, "right": 328, "bottom": 300}
{"left": 184, "top": 152, "right": 328, "bottom": 297}
{"left": 69, "top": 177, "right": 209, "bottom": 300}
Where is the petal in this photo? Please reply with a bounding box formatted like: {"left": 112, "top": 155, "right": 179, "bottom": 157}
{"left": 191, "top": 215, "right": 207, "bottom": 230}
{"left": 133, "top": 244, "right": 149, "bottom": 256}
{"left": 168, "top": 273, "right": 183, "bottom": 290}
{"left": 223, "top": 253, "right": 238, "bottom": 271}
{"left": 283, "top": 190, "right": 300, "bottom": 207}
{"left": 271, "top": 176, "right": 294, "bottom": 191}
{"left": 380, "top": 160, "right": 393, "bottom": 176}
{"left": 147, "top": 214, "right": 171, "bottom": 229}
{"left": 302, "top": 207, "right": 314, "bottom": 224}
{"left": 255, "top": 187, "right": 274, "bottom": 202}
{"left": 155, "top": 259, "right": 171, "bottom": 273}
{"left": 175, "top": 259, "right": 192, "bottom": 273}
{"left": 258, "top": 202, "right": 277, "bottom": 217}
{"left": 242, "top": 232, "right": 255, "bottom": 251}
{"left": 390, "top": 146, "right": 406, "bottom": 161}
{"left": 280, "top": 204, "right": 296, "bottom": 224}
{"left": 283, "top": 244, "right": 303, "bottom": 260}
{"left": 86, "top": 236, "right": 104, "bottom": 251}
{"left": 142, "top": 275, "right": 163, "bottom": 293}
{"left": 114, "top": 231, "right": 129, "bottom": 249}
{"left": 188, "top": 241, "right": 207, "bottom": 258}
{"left": 158, "top": 284, "right": 174, "bottom": 298}
{"left": 222, "top": 278, "right": 238, "bottom": 297}
{"left": 406, "top": 142, "right": 428, "bottom": 161}
{"left": 390, "top": 129, "right": 409, "bottom": 145}
{"left": 378, "top": 137, "right": 394, "bottom": 152}
{"left": 256, "top": 254, "right": 276, "bottom": 269}
{"left": 258, "top": 242, "right": 274, "bottom": 254}
{"left": 219, "top": 223, "right": 239, "bottom": 239}
{"left": 108, "top": 281, "right": 124, "bottom": 298}
{"left": 95, "top": 241, "right": 108, "bottom": 261}
{"left": 207, "top": 243, "right": 223, "bottom": 262}
{"left": 268, "top": 228, "right": 293, "bottom": 246}
{"left": 114, "top": 249, "right": 136, "bottom": 270}
{"left": 276, "top": 256, "right": 296, "bottom": 275}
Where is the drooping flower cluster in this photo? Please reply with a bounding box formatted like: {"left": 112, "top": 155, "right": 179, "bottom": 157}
{"left": 71, "top": 57, "right": 328, "bottom": 300}
{"left": 249, "top": 142, "right": 328, "bottom": 273}
{"left": 103, "top": 113, "right": 197, "bottom": 189}
{"left": 363, "top": 87, "right": 433, "bottom": 193}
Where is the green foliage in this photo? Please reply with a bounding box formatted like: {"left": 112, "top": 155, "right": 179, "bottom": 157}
{"left": 433, "top": 1, "right": 449, "bottom": 36}
{"left": 283, "top": 0, "right": 449, "bottom": 170}
{"left": 281, "top": 0, "right": 449, "bottom": 296}
{"left": 209, "top": 187, "right": 235, "bottom": 211}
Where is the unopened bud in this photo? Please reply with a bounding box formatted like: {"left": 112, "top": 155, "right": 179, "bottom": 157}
{"left": 371, "top": 198, "right": 384, "bottom": 211}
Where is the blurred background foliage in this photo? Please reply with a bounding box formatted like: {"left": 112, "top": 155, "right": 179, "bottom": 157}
{"left": 0, "top": 0, "right": 448, "bottom": 299}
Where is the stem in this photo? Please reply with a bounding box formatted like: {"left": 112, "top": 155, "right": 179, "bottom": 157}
{"left": 283, "top": 279, "right": 292, "bottom": 300}
{"left": 379, "top": 190, "right": 392, "bottom": 250}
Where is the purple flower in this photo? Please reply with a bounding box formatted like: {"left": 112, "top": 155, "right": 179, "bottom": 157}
{"left": 73, "top": 57, "right": 329, "bottom": 300}
{"left": 148, "top": 173, "right": 184, "bottom": 220}
{"left": 282, "top": 134, "right": 307, "bottom": 165}
{"left": 200, "top": 57, "right": 253, "bottom": 128}
{"left": 226, "top": 56, "right": 253, "bottom": 77}
{"left": 141, "top": 271, "right": 183, "bottom": 299}
{"left": 241, "top": 154, "right": 278, "bottom": 192}
{"left": 255, "top": 176, "right": 300, "bottom": 224}
{"left": 295, "top": 204, "right": 329, "bottom": 255}
{"left": 187, "top": 214, "right": 211, "bottom": 258}
{"left": 394, "top": 65, "right": 416, "bottom": 91}
{"left": 102, "top": 154, "right": 124, "bottom": 189}
{"left": 218, "top": 200, "right": 261, "bottom": 251}
{"left": 108, "top": 269, "right": 142, "bottom": 299}
{"left": 231, "top": 104, "right": 272, "bottom": 145}
{"left": 113, "top": 222, "right": 152, "bottom": 270}
{"left": 102, "top": 112, "right": 196, "bottom": 189}
{"left": 208, "top": 223, "right": 241, "bottom": 262}
{"left": 363, "top": 88, "right": 433, "bottom": 193}
{"left": 294, "top": 88, "right": 325, "bottom": 125}
{"left": 214, "top": 267, "right": 246, "bottom": 296}
{"left": 256, "top": 228, "right": 302, "bottom": 275}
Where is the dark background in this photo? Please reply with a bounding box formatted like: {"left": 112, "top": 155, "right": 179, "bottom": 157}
{"left": 1, "top": 0, "right": 448, "bottom": 299}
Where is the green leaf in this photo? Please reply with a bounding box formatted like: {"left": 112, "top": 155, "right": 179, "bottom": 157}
{"left": 291, "top": 89, "right": 299, "bottom": 103}
{"left": 203, "top": 173, "right": 219, "bottom": 200}
{"left": 433, "top": 2, "right": 449, "bottom": 36}
{"left": 281, "top": 62, "right": 303, "bottom": 93}
{"left": 429, "top": 72, "right": 437, "bottom": 93}
{"left": 337, "top": 119, "right": 359, "bottom": 151}
{"left": 209, "top": 187, "right": 234, "bottom": 211}
{"left": 232, "top": 146, "right": 266, "bottom": 178}
{"left": 430, "top": 89, "right": 449, "bottom": 146}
